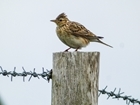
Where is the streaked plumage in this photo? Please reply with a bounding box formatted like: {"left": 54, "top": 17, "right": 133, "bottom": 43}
{"left": 51, "top": 13, "right": 113, "bottom": 51}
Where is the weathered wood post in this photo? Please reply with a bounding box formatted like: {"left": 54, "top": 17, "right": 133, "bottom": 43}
{"left": 52, "top": 52, "right": 99, "bottom": 105}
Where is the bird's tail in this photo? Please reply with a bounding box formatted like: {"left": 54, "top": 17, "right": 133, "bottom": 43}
{"left": 90, "top": 36, "right": 113, "bottom": 48}
{"left": 95, "top": 36, "right": 113, "bottom": 48}
{"left": 97, "top": 36, "right": 104, "bottom": 39}
{"left": 97, "top": 39, "right": 113, "bottom": 48}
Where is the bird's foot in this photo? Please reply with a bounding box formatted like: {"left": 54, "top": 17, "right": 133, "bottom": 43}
{"left": 64, "top": 47, "right": 71, "bottom": 52}
{"left": 75, "top": 48, "right": 79, "bottom": 51}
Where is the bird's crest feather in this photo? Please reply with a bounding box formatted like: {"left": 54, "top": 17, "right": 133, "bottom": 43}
{"left": 56, "top": 13, "right": 67, "bottom": 19}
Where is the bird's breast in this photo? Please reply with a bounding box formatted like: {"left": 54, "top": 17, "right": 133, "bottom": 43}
{"left": 56, "top": 26, "right": 89, "bottom": 48}
{"left": 56, "top": 26, "right": 70, "bottom": 46}
{"left": 56, "top": 26, "right": 68, "bottom": 35}
{"left": 56, "top": 26, "right": 70, "bottom": 40}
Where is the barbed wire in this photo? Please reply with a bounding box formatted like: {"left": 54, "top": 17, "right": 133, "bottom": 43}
{"left": 0, "top": 66, "right": 52, "bottom": 82}
{"left": 99, "top": 86, "right": 140, "bottom": 105}
{"left": 0, "top": 66, "right": 140, "bottom": 105}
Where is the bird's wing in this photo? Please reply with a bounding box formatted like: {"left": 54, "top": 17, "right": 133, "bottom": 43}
{"left": 67, "top": 21, "right": 98, "bottom": 41}
{"left": 66, "top": 21, "right": 113, "bottom": 48}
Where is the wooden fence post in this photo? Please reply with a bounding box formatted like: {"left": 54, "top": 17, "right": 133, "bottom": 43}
{"left": 52, "top": 52, "right": 99, "bottom": 105}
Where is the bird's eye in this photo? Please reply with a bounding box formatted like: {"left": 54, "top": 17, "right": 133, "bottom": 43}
{"left": 59, "top": 19, "right": 63, "bottom": 21}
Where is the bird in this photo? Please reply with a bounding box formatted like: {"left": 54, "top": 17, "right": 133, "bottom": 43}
{"left": 51, "top": 13, "right": 113, "bottom": 51}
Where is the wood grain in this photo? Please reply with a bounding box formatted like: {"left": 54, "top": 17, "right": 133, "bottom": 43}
{"left": 52, "top": 52, "right": 99, "bottom": 105}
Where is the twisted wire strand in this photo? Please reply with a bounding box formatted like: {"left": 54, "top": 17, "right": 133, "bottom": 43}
{"left": 0, "top": 66, "right": 52, "bottom": 82}
{"left": 0, "top": 66, "right": 140, "bottom": 105}
{"left": 98, "top": 86, "right": 140, "bottom": 105}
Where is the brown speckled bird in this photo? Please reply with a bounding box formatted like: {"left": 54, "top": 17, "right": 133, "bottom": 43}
{"left": 51, "top": 13, "right": 113, "bottom": 51}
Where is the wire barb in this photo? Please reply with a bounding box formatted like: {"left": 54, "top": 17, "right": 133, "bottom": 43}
{"left": 0, "top": 66, "right": 139, "bottom": 105}
{"left": 0, "top": 66, "right": 52, "bottom": 82}
{"left": 98, "top": 86, "right": 140, "bottom": 105}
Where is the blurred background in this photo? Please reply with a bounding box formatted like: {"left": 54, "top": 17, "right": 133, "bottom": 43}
{"left": 0, "top": 1, "right": 140, "bottom": 105}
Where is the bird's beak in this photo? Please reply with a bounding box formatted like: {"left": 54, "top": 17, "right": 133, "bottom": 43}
{"left": 50, "top": 20, "right": 56, "bottom": 23}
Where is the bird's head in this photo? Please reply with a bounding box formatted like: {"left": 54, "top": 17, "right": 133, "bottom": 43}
{"left": 51, "top": 13, "right": 69, "bottom": 27}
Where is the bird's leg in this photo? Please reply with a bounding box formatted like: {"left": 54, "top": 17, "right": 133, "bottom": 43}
{"left": 75, "top": 48, "right": 79, "bottom": 51}
{"left": 64, "top": 47, "right": 71, "bottom": 52}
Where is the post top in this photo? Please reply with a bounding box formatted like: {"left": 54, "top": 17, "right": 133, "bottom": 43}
{"left": 53, "top": 52, "right": 100, "bottom": 54}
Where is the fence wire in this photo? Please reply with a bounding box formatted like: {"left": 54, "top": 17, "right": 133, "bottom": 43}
{"left": 0, "top": 66, "right": 52, "bottom": 82}
{"left": 99, "top": 86, "right": 140, "bottom": 105}
{"left": 0, "top": 66, "right": 139, "bottom": 105}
